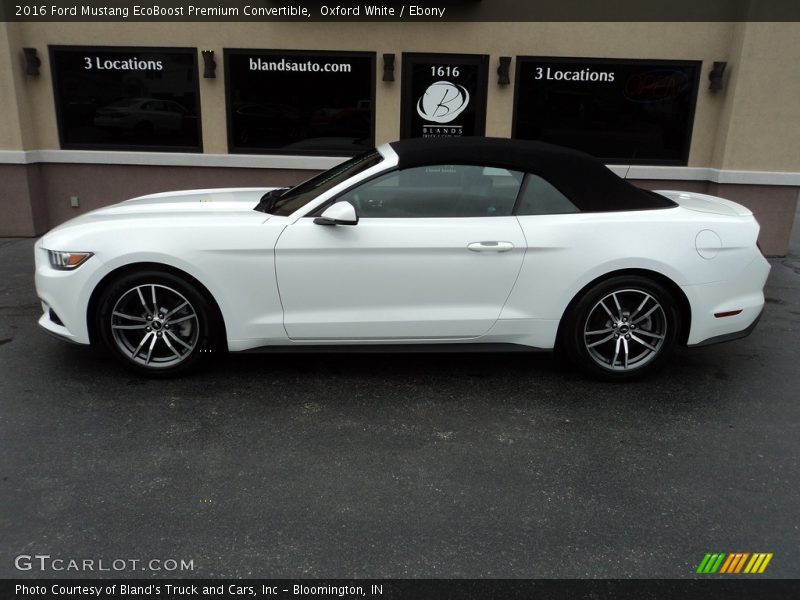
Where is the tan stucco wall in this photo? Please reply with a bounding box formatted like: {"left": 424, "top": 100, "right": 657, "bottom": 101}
{"left": 2, "top": 20, "right": 797, "bottom": 172}
{"left": 711, "top": 23, "right": 800, "bottom": 171}
{"left": 0, "top": 24, "right": 25, "bottom": 149}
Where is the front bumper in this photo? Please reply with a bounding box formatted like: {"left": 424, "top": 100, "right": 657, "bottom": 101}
{"left": 34, "top": 243, "right": 97, "bottom": 345}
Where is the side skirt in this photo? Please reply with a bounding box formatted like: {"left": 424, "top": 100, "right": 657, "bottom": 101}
{"left": 236, "top": 343, "right": 547, "bottom": 354}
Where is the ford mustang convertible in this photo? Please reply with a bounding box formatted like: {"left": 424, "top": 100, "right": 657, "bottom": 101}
{"left": 35, "top": 138, "right": 770, "bottom": 379}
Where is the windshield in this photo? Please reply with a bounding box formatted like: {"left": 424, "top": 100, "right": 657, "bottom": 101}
{"left": 265, "top": 150, "right": 383, "bottom": 216}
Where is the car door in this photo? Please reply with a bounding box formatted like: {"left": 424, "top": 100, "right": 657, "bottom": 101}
{"left": 274, "top": 164, "right": 527, "bottom": 340}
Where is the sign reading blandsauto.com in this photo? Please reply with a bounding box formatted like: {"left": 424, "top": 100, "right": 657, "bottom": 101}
{"left": 225, "top": 49, "right": 375, "bottom": 155}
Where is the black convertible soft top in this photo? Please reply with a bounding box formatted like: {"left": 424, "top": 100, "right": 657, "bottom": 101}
{"left": 388, "top": 137, "right": 676, "bottom": 212}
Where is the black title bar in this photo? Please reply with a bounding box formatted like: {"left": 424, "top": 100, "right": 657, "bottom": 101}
{"left": 2, "top": 0, "right": 800, "bottom": 22}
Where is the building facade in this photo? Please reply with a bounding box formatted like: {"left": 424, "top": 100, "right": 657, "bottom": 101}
{"left": 1, "top": 20, "right": 798, "bottom": 254}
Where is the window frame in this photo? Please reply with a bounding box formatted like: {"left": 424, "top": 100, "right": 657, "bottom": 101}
{"left": 49, "top": 45, "right": 203, "bottom": 153}
{"left": 400, "top": 52, "right": 489, "bottom": 140}
{"left": 267, "top": 150, "right": 383, "bottom": 216}
{"left": 511, "top": 55, "right": 702, "bottom": 166}
{"left": 224, "top": 48, "right": 376, "bottom": 156}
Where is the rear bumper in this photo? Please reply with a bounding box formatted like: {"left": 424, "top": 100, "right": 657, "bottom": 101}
{"left": 688, "top": 308, "right": 763, "bottom": 347}
{"left": 681, "top": 254, "right": 770, "bottom": 346}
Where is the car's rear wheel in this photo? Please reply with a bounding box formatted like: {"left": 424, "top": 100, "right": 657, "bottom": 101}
{"left": 563, "top": 275, "right": 680, "bottom": 381}
{"left": 95, "top": 270, "right": 218, "bottom": 376}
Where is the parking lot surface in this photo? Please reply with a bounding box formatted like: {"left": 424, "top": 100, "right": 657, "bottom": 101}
{"left": 1, "top": 224, "right": 799, "bottom": 578}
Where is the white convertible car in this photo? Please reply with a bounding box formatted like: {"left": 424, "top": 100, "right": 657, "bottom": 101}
{"left": 35, "top": 138, "right": 770, "bottom": 379}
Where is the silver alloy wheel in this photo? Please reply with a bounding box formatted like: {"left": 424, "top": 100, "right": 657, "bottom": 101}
{"left": 583, "top": 288, "right": 667, "bottom": 371}
{"left": 110, "top": 284, "right": 199, "bottom": 368}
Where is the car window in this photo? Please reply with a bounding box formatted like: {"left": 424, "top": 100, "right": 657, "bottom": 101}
{"left": 268, "top": 150, "right": 382, "bottom": 216}
{"left": 335, "top": 164, "right": 524, "bottom": 218}
{"left": 516, "top": 173, "right": 579, "bottom": 215}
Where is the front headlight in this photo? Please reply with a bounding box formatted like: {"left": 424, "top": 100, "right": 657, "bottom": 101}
{"left": 47, "top": 250, "right": 94, "bottom": 270}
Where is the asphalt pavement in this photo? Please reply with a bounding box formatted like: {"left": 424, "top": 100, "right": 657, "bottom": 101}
{"left": 0, "top": 215, "right": 798, "bottom": 578}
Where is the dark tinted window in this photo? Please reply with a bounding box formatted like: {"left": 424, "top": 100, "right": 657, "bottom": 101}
{"left": 226, "top": 50, "right": 375, "bottom": 155}
{"left": 514, "top": 57, "right": 700, "bottom": 164}
{"left": 516, "top": 174, "right": 579, "bottom": 215}
{"left": 336, "top": 164, "right": 523, "bottom": 218}
{"left": 50, "top": 46, "right": 201, "bottom": 151}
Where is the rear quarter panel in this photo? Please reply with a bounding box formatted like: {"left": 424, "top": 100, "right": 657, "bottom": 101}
{"left": 504, "top": 206, "right": 761, "bottom": 325}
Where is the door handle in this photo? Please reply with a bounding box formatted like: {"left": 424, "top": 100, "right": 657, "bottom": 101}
{"left": 467, "top": 241, "right": 515, "bottom": 253}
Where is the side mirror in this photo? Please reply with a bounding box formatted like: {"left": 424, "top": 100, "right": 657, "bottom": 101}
{"left": 314, "top": 201, "right": 359, "bottom": 226}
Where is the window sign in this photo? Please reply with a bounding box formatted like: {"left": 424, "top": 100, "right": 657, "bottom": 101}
{"left": 513, "top": 57, "right": 701, "bottom": 164}
{"left": 50, "top": 46, "right": 201, "bottom": 151}
{"left": 225, "top": 49, "right": 375, "bottom": 155}
{"left": 401, "top": 53, "right": 488, "bottom": 139}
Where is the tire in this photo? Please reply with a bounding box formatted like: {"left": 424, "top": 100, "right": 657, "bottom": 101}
{"left": 562, "top": 275, "right": 681, "bottom": 381}
{"left": 95, "top": 270, "right": 219, "bottom": 376}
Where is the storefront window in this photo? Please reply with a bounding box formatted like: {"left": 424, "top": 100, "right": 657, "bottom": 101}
{"left": 50, "top": 46, "right": 201, "bottom": 152}
{"left": 225, "top": 49, "right": 375, "bottom": 155}
{"left": 513, "top": 57, "right": 701, "bottom": 164}
{"left": 401, "top": 53, "right": 488, "bottom": 139}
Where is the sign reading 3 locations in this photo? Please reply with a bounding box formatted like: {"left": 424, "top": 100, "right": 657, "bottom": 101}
{"left": 401, "top": 53, "right": 488, "bottom": 139}
{"left": 50, "top": 46, "right": 201, "bottom": 152}
{"left": 513, "top": 57, "right": 701, "bottom": 165}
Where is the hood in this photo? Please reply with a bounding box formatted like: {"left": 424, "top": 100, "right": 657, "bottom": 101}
{"left": 47, "top": 187, "right": 278, "bottom": 234}
{"left": 113, "top": 187, "right": 276, "bottom": 213}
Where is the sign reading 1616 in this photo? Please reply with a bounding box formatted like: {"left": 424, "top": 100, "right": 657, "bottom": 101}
{"left": 431, "top": 66, "right": 460, "bottom": 77}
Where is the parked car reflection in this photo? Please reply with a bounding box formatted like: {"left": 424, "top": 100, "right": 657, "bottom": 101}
{"left": 93, "top": 97, "right": 195, "bottom": 138}
{"left": 308, "top": 100, "right": 371, "bottom": 139}
{"left": 231, "top": 102, "right": 304, "bottom": 146}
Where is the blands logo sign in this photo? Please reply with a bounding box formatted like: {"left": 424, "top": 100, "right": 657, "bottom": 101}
{"left": 416, "top": 81, "right": 470, "bottom": 124}
{"left": 401, "top": 53, "right": 487, "bottom": 140}
{"left": 696, "top": 552, "right": 773, "bottom": 574}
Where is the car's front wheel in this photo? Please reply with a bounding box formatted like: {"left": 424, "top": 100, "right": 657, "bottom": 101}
{"left": 562, "top": 275, "right": 681, "bottom": 381}
{"left": 95, "top": 270, "right": 218, "bottom": 376}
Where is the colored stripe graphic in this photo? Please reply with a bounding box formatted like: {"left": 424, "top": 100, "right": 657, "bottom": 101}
{"left": 697, "top": 553, "right": 727, "bottom": 573}
{"left": 744, "top": 553, "right": 774, "bottom": 573}
{"left": 697, "top": 552, "right": 773, "bottom": 574}
{"left": 722, "top": 553, "right": 749, "bottom": 573}
{"left": 736, "top": 553, "right": 750, "bottom": 573}
{"left": 696, "top": 554, "right": 713, "bottom": 573}
{"left": 719, "top": 554, "right": 736, "bottom": 573}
